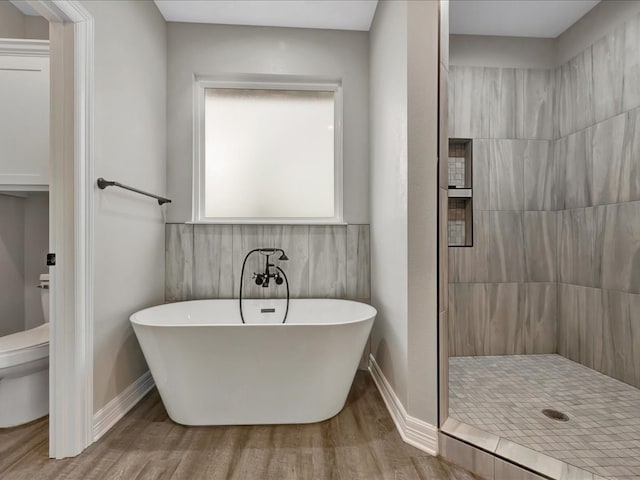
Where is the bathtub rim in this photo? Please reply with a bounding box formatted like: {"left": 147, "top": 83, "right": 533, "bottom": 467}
{"left": 130, "top": 298, "right": 377, "bottom": 328}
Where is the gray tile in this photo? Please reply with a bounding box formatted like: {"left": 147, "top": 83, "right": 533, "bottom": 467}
{"left": 599, "top": 290, "right": 640, "bottom": 388}
{"left": 521, "top": 283, "right": 557, "bottom": 354}
{"left": 524, "top": 140, "right": 556, "bottom": 211}
{"left": 440, "top": 189, "right": 449, "bottom": 312}
{"left": 572, "top": 48, "right": 595, "bottom": 134}
{"left": 232, "top": 225, "right": 268, "bottom": 299}
{"left": 487, "top": 67, "right": 522, "bottom": 139}
{"left": 592, "top": 112, "right": 627, "bottom": 206}
{"left": 593, "top": 108, "right": 640, "bottom": 206}
{"left": 524, "top": 211, "right": 556, "bottom": 282}
{"left": 488, "top": 140, "right": 525, "bottom": 211}
{"left": 449, "top": 212, "right": 489, "bottom": 283}
{"left": 486, "top": 211, "right": 525, "bottom": 283}
{"left": 598, "top": 201, "right": 640, "bottom": 294}
{"left": 521, "top": 69, "right": 554, "bottom": 140}
{"left": 165, "top": 224, "right": 193, "bottom": 302}
{"left": 554, "top": 63, "right": 572, "bottom": 138}
{"left": 347, "top": 224, "right": 370, "bottom": 299}
{"left": 557, "top": 283, "right": 600, "bottom": 369}
{"left": 494, "top": 458, "right": 548, "bottom": 480}
{"left": 308, "top": 225, "right": 347, "bottom": 297}
{"left": 556, "top": 129, "right": 593, "bottom": 210}
{"left": 451, "top": 66, "right": 489, "bottom": 139}
{"left": 440, "top": 65, "right": 450, "bottom": 189}
{"left": 449, "top": 283, "right": 520, "bottom": 356}
{"left": 193, "top": 225, "right": 234, "bottom": 299}
{"left": 558, "top": 208, "right": 599, "bottom": 288}
{"left": 623, "top": 13, "right": 640, "bottom": 113}
{"left": 592, "top": 25, "right": 624, "bottom": 123}
{"left": 472, "top": 139, "right": 490, "bottom": 211}
{"left": 263, "top": 225, "right": 310, "bottom": 298}
{"left": 439, "top": 433, "right": 495, "bottom": 480}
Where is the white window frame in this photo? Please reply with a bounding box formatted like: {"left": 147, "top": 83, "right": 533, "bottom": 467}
{"left": 192, "top": 74, "right": 344, "bottom": 224}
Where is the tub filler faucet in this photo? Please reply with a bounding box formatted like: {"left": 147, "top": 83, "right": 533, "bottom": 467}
{"left": 239, "top": 248, "right": 289, "bottom": 324}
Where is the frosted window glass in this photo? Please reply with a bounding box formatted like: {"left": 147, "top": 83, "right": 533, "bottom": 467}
{"left": 204, "top": 88, "right": 335, "bottom": 218}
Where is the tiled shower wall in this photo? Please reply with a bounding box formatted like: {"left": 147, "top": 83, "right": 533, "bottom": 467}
{"left": 555, "top": 13, "right": 640, "bottom": 389}
{"left": 448, "top": 66, "right": 557, "bottom": 356}
{"left": 448, "top": 12, "right": 640, "bottom": 388}
{"left": 165, "top": 224, "right": 370, "bottom": 303}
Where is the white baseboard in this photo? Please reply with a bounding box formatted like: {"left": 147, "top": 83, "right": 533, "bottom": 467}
{"left": 368, "top": 354, "right": 438, "bottom": 455}
{"left": 92, "top": 370, "right": 155, "bottom": 442}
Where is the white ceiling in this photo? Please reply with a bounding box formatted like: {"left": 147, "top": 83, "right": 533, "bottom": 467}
{"left": 450, "top": 0, "right": 600, "bottom": 38}
{"left": 154, "top": 0, "right": 378, "bottom": 31}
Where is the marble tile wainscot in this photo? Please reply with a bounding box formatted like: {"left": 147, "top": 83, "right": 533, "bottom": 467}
{"left": 165, "top": 223, "right": 371, "bottom": 303}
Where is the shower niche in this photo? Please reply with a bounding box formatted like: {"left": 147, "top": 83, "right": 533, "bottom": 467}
{"left": 447, "top": 138, "right": 472, "bottom": 247}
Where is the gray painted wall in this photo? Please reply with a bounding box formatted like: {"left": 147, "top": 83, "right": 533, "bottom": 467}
{"left": 166, "top": 22, "right": 369, "bottom": 224}
{"left": 0, "top": 194, "right": 25, "bottom": 336}
{"left": 369, "top": 0, "right": 409, "bottom": 408}
{"left": 0, "top": 1, "right": 48, "bottom": 40}
{"left": 0, "top": 192, "right": 48, "bottom": 335}
{"left": 84, "top": 0, "right": 167, "bottom": 413}
{"left": 23, "top": 192, "right": 48, "bottom": 330}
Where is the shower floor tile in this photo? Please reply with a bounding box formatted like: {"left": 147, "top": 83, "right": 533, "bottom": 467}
{"left": 449, "top": 354, "right": 640, "bottom": 480}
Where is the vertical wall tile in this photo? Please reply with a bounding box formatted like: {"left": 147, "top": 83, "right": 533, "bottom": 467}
{"left": 623, "top": 14, "right": 640, "bottom": 113}
{"left": 193, "top": 225, "right": 233, "bottom": 299}
{"left": 451, "top": 66, "right": 489, "bottom": 138}
{"left": 521, "top": 69, "right": 554, "bottom": 140}
{"left": 346, "top": 225, "right": 370, "bottom": 299}
{"left": 486, "top": 211, "right": 525, "bottom": 283}
{"left": 555, "top": 63, "right": 573, "bottom": 138}
{"left": 439, "top": 189, "right": 449, "bottom": 313}
{"left": 557, "top": 283, "right": 599, "bottom": 369}
{"left": 472, "top": 139, "right": 490, "bottom": 210}
{"left": 440, "top": 65, "right": 450, "bottom": 190}
{"left": 439, "top": 434, "right": 495, "bottom": 480}
{"left": 593, "top": 25, "right": 624, "bottom": 123}
{"left": 449, "top": 212, "right": 488, "bottom": 283}
{"left": 598, "top": 201, "right": 640, "bottom": 294}
{"left": 592, "top": 112, "right": 627, "bottom": 206}
{"left": 524, "top": 140, "right": 556, "bottom": 211}
{"left": 572, "top": 48, "right": 595, "bottom": 133}
{"left": 558, "top": 208, "right": 599, "bottom": 287}
{"left": 520, "top": 283, "right": 556, "bottom": 354}
{"left": 232, "top": 225, "right": 267, "bottom": 299}
{"left": 524, "top": 211, "right": 556, "bottom": 282}
{"left": 449, "top": 283, "right": 520, "bottom": 356}
{"left": 557, "top": 128, "right": 593, "bottom": 209}
{"left": 488, "top": 140, "right": 525, "bottom": 211}
{"left": 599, "top": 290, "right": 640, "bottom": 388}
{"left": 263, "top": 225, "right": 310, "bottom": 298}
{"left": 165, "top": 224, "right": 193, "bottom": 302}
{"left": 487, "top": 68, "right": 521, "bottom": 139}
{"left": 309, "top": 225, "right": 347, "bottom": 297}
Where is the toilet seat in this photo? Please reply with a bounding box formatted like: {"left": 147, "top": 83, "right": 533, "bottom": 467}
{"left": 0, "top": 324, "right": 49, "bottom": 370}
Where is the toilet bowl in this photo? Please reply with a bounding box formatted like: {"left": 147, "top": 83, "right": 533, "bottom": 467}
{"left": 0, "top": 274, "right": 49, "bottom": 428}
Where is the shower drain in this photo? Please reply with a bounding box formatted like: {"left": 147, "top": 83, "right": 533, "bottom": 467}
{"left": 542, "top": 409, "right": 569, "bottom": 422}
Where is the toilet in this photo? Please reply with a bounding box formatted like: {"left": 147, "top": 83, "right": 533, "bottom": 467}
{"left": 0, "top": 274, "right": 50, "bottom": 428}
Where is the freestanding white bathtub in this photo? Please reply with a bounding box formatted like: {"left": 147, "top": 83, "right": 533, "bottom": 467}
{"left": 130, "top": 298, "right": 376, "bottom": 426}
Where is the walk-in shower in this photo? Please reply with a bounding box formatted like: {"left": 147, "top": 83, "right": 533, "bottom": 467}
{"left": 442, "top": 2, "right": 640, "bottom": 479}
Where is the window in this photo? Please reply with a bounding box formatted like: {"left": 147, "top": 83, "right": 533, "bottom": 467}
{"left": 194, "top": 77, "right": 343, "bottom": 223}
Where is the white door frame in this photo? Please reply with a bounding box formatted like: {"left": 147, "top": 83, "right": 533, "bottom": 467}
{"left": 28, "top": 0, "right": 94, "bottom": 459}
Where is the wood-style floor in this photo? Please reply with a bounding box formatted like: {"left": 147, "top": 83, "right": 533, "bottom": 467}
{"left": 0, "top": 372, "right": 477, "bottom": 480}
